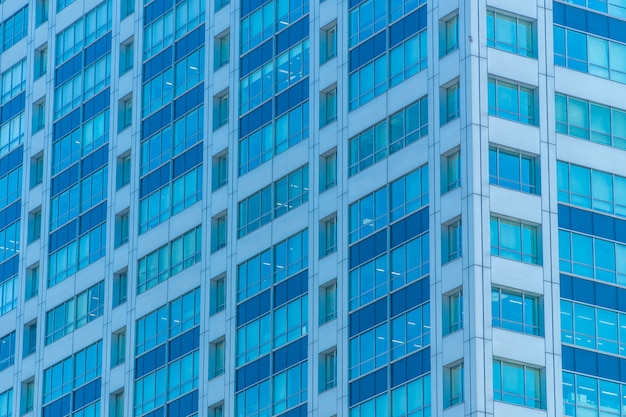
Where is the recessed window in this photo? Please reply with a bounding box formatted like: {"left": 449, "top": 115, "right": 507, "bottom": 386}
{"left": 489, "top": 146, "right": 539, "bottom": 194}
{"left": 212, "top": 151, "right": 228, "bottom": 190}
{"left": 214, "top": 31, "right": 230, "bottom": 70}
{"left": 319, "top": 349, "right": 337, "bottom": 392}
{"left": 213, "top": 90, "right": 229, "bottom": 130}
{"left": 445, "top": 362, "right": 464, "bottom": 408}
{"left": 443, "top": 217, "right": 462, "bottom": 263}
{"left": 319, "top": 281, "right": 337, "bottom": 325}
{"left": 321, "top": 22, "right": 337, "bottom": 64}
{"left": 443, "top": 289, "right": 463, "bottom": 335}
{"left": 111, "top": 328, "right": 126, "bottom": 367}
{"left": 441, "top": 149, "right": 461, "bottom": 193}
{"left": 320, "top": 215, "right": 337, "bottom": 257}
{"left": 110, "top": 390, "right": 124, "bottom": 417}
{"left": 493, "top": 359, "right": 544, "bottom": 409}
{"left": 320, "top": 86, "right": 337, "bottom": 127}
{"left": 112, "top": 270, "right": 128, "bottom": 308}
{"left": 36, "top": 0, "right": 49, "bottom": 26}
{"left": 121, "top": 0, "right": 135, "bottom": 19}
{"left": 209, "top": 338, "right": 226, "bottom": 378}
{"left": 441, "top": 81, "right": 460, "bottom": 125}
{"left": 119, "top": 38, "right": 134, "bottom": 75}
{"left": 115, "top": 210, "right": 130, "bottom": 248}
{"left": 25, "top": 265, "right": 39, "bottom": 301}
{"left": 21, "top": 378, "right": 35, "bottom": 414}
{"left": 23, "top": 321, "right": 36, "bottom": 358}
{"left": 116, "top": 152, "right": 131, "bottom": 189}
{"left": 440, "top": 14, "right": 459, "bottom": 57}
{"left": 28, "top": 207, "right": 42, "bottom": 243}
{"left": 488, "top": 77, "right": 537, "bottom": 125}
{"left": 35, "top": 45, "right": 48, "bottom": 80}
{"left": 487, "top": 10, "right": 536, "bottom": 58}
{"left": 210, "top": 274, "right": 226, "bottom": 315}
{"left": 211, "top": 212, "right": 227, "bottom": 253}
{"left": 33, "top": 99, "right": 46, "bottom": 134}
{"left": 118, "top": 94, "right": 133, "bottom": 132}
{"left": 320, "top": 150, "right": 337, "bottom": 192}
{"left": 214, "top": 0, "right": 229, "bottom": 12}
{"left": 492, "top": 287, "right": 542, "bottom": 336}
{"left": 490, "top": 215, "right": 541, "bottom": 265}
{"left": 30, "top": 153, "right": 44, "bottom": 188}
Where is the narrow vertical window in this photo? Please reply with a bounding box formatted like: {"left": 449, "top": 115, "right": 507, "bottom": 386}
{"left": 214, "top": 31, "right": 230, "bottom": 70}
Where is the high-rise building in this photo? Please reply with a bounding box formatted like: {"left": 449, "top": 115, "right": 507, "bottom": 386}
{"left": 0, "top": 0, "right": 625, "bottom": 415}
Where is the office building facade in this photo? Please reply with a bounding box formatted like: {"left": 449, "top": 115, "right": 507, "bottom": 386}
{"left": 0, "top": 0, "right": 625, "bottom": 415}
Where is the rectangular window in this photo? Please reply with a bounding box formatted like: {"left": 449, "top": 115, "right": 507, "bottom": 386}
{"left": 320, "top": 87, "right": 337, "bottom": 127}
{"left": 121, "top": 0, "right": 134, "bottom": 19}
{"left": 0, "top": 332, "right": 15, "bottom": 371}
{"left": 488, "top": 77, "right": 537, "bottom": 125}
{"left": 492, "top": 287, "right": 542, "bottom": 336}
{"left": 440, "top": 14, "right": 459, "bottom": 57}
{"left": 319, "top": 349, "right": 337, "bottom": 392}
{"left": 348, "top": 54, "right": 388, "bottom": 111}
{"left": 1, "top": 59, "right": 26, "bottom": 103}
{"left": 118, "top": 108, "right": 135, "bottom": 145}
{"left": 321, "top": 23, "right": 337, "bottom": 64}
{"left": 111, "top": 328, "right": 126, "bottom": 367}
{"left": 116, "top": 153, "right": 131, "bottom": 189}
{"left": 320, "top": 215, "right": 337, "bottom": 257}
{"left": 2, "top": 6, "right": 29, "bottom": 52}
{"left": 36, "top": 0, "right": 49, "bottom": 26}
{"left": 272, "top": 362, "right": 307, "bottom": 414}
{"left": 487, "top": 10, "right": 536, "bottom": 57}
{"left": 556, "top": 92, "right": 626, "bottom": 150}
{"left": 490, "top": 216, "right": 541, "bottom": 264}
{"left": 209, "top": 402, "right": 224, "bottom": 417}
{"left": 489, "top": 146, "right": 539, "bottom": 194}
{"left": 211, "top": 212, "right": 227, "bottom": 252}
{"left": 214, "top": 31, "right": 229, "bottom": 70}
{"left": 443, "top": 218, "right": 462, "bottom": 263}
{"left": 441, "top": 81, "right": 460, "bottom": 125}
{"left": 21, "top": 379, "right": 34, "bottom": 415}
{"left": 25, "top": 265, "right": 39, "bottom": 301}
{"left": 119, "top": 39, "right": 134, "bottom": 75}
{"left": 442, "top": 149, "right": 461, "bottom": 193}
{"left": 210, "top": 274, "right": 225, "bottom": 315}
{"left": 30, "top": 153, "right": 44, "bottom": 188}
{"left": 209, "top": 338, "right": 225, "bottom": 378}
{"left": 212, "top": 151, "right": 228, "bottom": 190}
{"left": 215, "top": 0, "right": 229, "bottom": 11}
{"left": 110, "top": 391, "right": 124, "bottom": 417}
{"left": 493, "top": 359, "right": 544, "bottom": 409}
{"left": 115, "top": 210, "right": 129, "bottom": 248}
{"left": 112, "top": 270, "right": 127, "bottom": 307}
{"left": 319, "top": 281, "right": 337, "bottom": 325}
{"left": 349, "top": 322, "right": 389, "bottom": 379}
{"left": 445, "top": 362, "right": 464, "bottom": 408}
{"left": 320, "top": 150, "right": 337, "bottom": 191}
{"left": 213, "top": 91, "right": 228, "bottom": 130}
{"left": 32, "top": 99, "right": 45, "bottom": 134}
{"left": 23, "top": 321, "right": 36, "bottom": 357}
{"left": 444, "top": 289, "right": 463, "bottom": 335}
{"left": 27, "top": 208, "right": 42, "bottom": 244}
{"left": 35, "top": 45, "right": 47, "bottom": 80}
{"left": 143, "top": 11, "right": 173, "bottom": 60}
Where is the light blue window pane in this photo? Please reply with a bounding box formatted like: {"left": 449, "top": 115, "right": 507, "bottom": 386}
{"left": 570, "top": 165, "right": 591, "bottom": 207}
{"left": 487, "top": 11, "right": 495, "bottom": 47}
{"left": 496, "top": 81, "right": 519, "bottom": 121}
{"left": 595, "top": 239, "right": 615, "bottom": 283}
{"left": 590, "top": 103, "right": 611, "bottom": 145}
{"left": 557, "top": 161, "right": 570, "bottom": 203}
{"left": 561, "top": 300, "right": 574, "bottom": 345}
{"left": 567, "top": 30, "right": 588, "bottom": 72}
{"left": 519, "top": 87, "right": 535, "bottom": 125}
{"left": 615, "top": 176, "right": 626, "bottom": 216}
{"left": 522, "top": 225, "right": 538, "bottom": 264}
{"left": 610, "top": 42, "right": 626, "bottom": 83}
{"left": 495, "top": 14, "right": 517, "bottom": 54}
{"left": 499, "top": 220, "right": 521, "bottom": 261}
{"left": 501, "top": 291, "right": 523, "bottom": 332}
{"left": 555, "top": 94, "right": 568, "bottom": 134}
{"left": 617, "top": 244, "right": 626, "bottom": 286}
{"left": 554, "top": 27, "right": 566, "bottom": 66}
{"left": 612, "top": 108, "right": 626, "bottom": 149}
{"left": 574, "top": 303, "right": 596, "bottom": 348}
{"left": 518, "top": 19, "right": 534, "bottom": 57}
{"left": 597, "top": 309, "right": 618, "bottom": 354}
{"left": 599, "top": 379, "right": 620, "bottom": 414}
{"left": 502, "top": 362, "right": 525, "bottom": 406}
{"left": 572, "top": 233, "right": 593, "bottom": 277}
{"left": 588, "top": 36, "right": 609, "bottom": 78}
{"left": 592, "top": 170, "right": 613, "bottom": 213}
{"left": 498, "top": 150, "right": 520, "bottom": 189}
{"left": 576, "top": 375, "right": 598, "bottom": 409}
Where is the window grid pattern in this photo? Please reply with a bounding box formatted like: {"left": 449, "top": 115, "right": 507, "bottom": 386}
{"left": 487, "top": 9, "right": 536, "bottom": 57}
{"left": 488, "top": 77, "right": 537, "bottom": 125}
{"left": 493, "top": 359, "right": 544, "bottom": 409}
{"left": 492, "top": 287, "right": 542, "bottom": 336}
{"left": 490, "top": 216, "right": 541, "bottom": 265}
{"left": 489, "top": 146, "right": 539, "bottom": 194}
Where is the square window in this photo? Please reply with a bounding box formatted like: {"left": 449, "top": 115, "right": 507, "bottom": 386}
{"left": 440, "top": 14, "right": 459, "bottom": 57}
{"left": 442, "top": 149, "right": 461, "bottom": 193}
{"left": 209, "top": 338, "right": 226, "bottom": 378}
{"left": 118, "top": 94, "right": 133, "bottom": 132}
{"left": 210, "top": 274, "right": 226, "bottom": 315}
{"left": 443, "top": 218, "right": 462, "bottom": 263}
{"left": 445, "top": 362, "right": 464, "bottom": 408}
{"left": 116, "top": 153, "right": 131, "bottom": 189}
{"left": 492, "top": 287, "right": 542, "bottom": 336}
{"left": 30, "top": 153, "right": 44, "bottom": 188}
{"left": 212, "top": 151, "right": 228, "bottom": 190}
{"left": 319, "top": 349, "right": 337, "bottom": 392}
{"left": 33, "top": 99, "right": 46, "bottom": 134}
{"left": 28, "top": 207, "right": 42, "bottom": 244}
{"left": 320, "top": 150, "right": 337, "bottom": 192}
{"left": 319, "top": 281, "right": 337, "bottom": 325}
{"left": 115, "top": 210, "right": 129, "bottom": 248}
{"left": 111, "top": 328, "right": 126, "bottom": 367}
{"left": 443, "top": 289, "right": 463, "bottom": 335}
{"left": 211, "top": 212, "right": 227, "bottom": 252}
{"left": 213, "top": 90, "right": 229, "bottom": 130}
{"left": 320, "top": 86, "right": 337, "bottom": 127}
{"left": 113, "top": 270, "right": 128, "bottom": 308}
{"left": 320, "top": 215, "right": 337, "bottom": 257}
{"left": 35, "top": 45, "right": 47, "bottom": 80}
{"left": 441, "top": 81, "right": 460, "bottom": 125}
{"left": 489, "top": 146, "right": 539, "bottom": 194}
{"left": 214, "top": 31, "right": 230, "bottom": 70}
{"left": 490, "top": 216, "right": 541, "bottom": 264}
{"left": 321, "top": 23, "right": 337, "bottom": 64}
